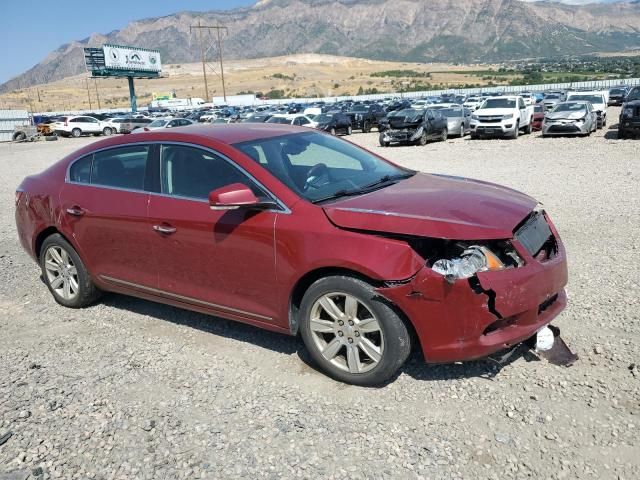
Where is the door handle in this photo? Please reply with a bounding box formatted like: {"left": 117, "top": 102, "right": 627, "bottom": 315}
{"left": 153, "top": 224, "right": 177, "bottom": 234}
{"left": 66, "top": 206, "right": 85, "bottom": 216}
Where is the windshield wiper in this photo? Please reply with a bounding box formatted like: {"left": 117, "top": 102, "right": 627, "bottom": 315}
{"left": 311, "top": 172, "right": 415, "bottom": 204}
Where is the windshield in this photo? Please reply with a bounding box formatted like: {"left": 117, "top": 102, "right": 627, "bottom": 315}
{"left": 350, "top": 106, "right": 368, "bottom": 112}
{"left": 439, "top": 108, "right": 463, "bottom": 118}
{"left": 233, "top": 131, "right": 413, "bottom": 203}
{"left": 266, "top": 117, "right": 292, "bottom": 124}
{"left": 567, "top": 94, "right": 604, "bottom": 104}
{"left": 481, "top": 99, "right": 516, "bottom": 109}
{"left": 610, "top": 88, "right": 626, "bottom": 95}
{"left": 545, "top": 95, "right": 560, "bottom": 100}
{"left": 533, "top": 105, "right": 543, "bottom": 113}
{"left": 149, "top": 119, "right": 168, "bottom": 128}
{"left": 553, "top": 103, "right": 587, "bottom": 113}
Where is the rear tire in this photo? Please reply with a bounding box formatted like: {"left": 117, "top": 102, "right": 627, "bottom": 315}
{"left": 71, "top": 128, "right": 82, "bottom": 138}
{"left": 102, "top": 127, "right": 113, "bottom": 136}
{"left": 299, "top": 276, "right": 411, "bottom": 386}
{"left": 363, "top": 121, "right": 371, "bottom": 133}
{"left": 39, "top": 234, "right": 101, "bottom": 309}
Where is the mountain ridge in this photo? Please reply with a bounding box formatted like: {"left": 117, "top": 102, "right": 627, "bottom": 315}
{"left": 2, "top": 0, "right": 639, "bottom": 93}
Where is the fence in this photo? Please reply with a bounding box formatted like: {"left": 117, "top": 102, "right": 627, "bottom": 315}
{"left": 0, "top": 110, "right": 30, "bottom": 142}
{"left": 31, "top": 77, "right": 640, "bottom": 115}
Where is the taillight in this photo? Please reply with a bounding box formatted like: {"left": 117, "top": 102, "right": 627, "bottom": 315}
{"left": 15, "top": 190, "right": 24, "bottom": 206}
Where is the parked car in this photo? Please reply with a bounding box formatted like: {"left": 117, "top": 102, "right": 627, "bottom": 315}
{"left": 345, "top": 104, "right": 387, "bottom": 132}
{"left": 15, "top": 124, "right": 568, "bottom": 385}
{"left": 242, "top": 114, "right": 273, "bottom": 123}
{"left": 608, "top": 87, "right": 629, "bottom": 106}
{"left": 50, "top": 116, "right": 112, "bottom": 138}
{"left": 118, "top": 117, "right": 154, "bottom": 134}
{"left": 565, "top": 91, "right": 607, "bottom": 128}
{"left": 266, "top": 114, "right": 317, "bottom": 127}
{"left": 541, "top": 94, "right": 563, "bottom": 112}
{"left": 463, "top": 96, "right": 483, "bottom": 111}
{"left": 379, "top": 108, "right": 448, "bottom": 146}
{"left": 618, "top": 86, "right": 640, "bottom": 139}
{"left": 431, "top": 105, "right": 470, "bottom": 137}
{"left": 470, "top": 96, "right": 534, "bottom": 139}
{"left": 313, "top": 112, "right": 352, "bottom": 135}
{"left": 531, "top": 104, "right": 545, "bottom": 131}
{"left": 541, "top": 101, "right": 597, "bottom": 137}
{"left": 130, "top": 118, "right": 195, "bottom": 133}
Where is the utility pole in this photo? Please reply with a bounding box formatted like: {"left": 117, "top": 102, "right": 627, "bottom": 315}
{"left": 93, "top": 78, "right": 101, "bottom": 110}
{"left": 85, "top": 78, "right": 93, "bottom": 110}
{"left": 190, "top": 21, "right": 229, "bottom": 102}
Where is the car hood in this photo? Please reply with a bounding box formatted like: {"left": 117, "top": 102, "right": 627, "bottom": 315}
{"left": 474, "top": 108, "right": 514, "bottom": 116}
{"left": 546, "top": 110, "right": 586, "bottom": 120}
{"left": 322, "top": 173, "right": 537, "bottom": 240}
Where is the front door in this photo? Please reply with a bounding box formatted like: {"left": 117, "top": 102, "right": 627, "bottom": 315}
{"left": 59, "top": 144, "right": 157, "bottom": 288}
{"left": 147, "top": 144, "right": 279, "bottom": 323}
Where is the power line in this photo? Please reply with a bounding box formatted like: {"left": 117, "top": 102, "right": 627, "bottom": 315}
{"left": 190, "top": 21, "right": 228, "bottom": 102}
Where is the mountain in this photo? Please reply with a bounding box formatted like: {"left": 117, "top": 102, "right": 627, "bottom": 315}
{"left": 2, "top": 0, "right": 639, "bottom": 92}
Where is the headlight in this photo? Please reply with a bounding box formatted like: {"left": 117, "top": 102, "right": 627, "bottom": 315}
{"left": 623, "top": 107, "right": 633, "bottom": 117}
{"left": 502, "top": 114, "right": 514, "bottom": 120}
{"left": 432, "top": 246, "right": 505, "bottom": 282}
{"left": 471, "top": 115, "right": 479, "bottom": 120}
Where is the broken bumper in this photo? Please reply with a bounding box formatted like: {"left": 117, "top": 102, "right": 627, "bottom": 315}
{"left": 378, "top": 235, "right": 568, "bottom": 363}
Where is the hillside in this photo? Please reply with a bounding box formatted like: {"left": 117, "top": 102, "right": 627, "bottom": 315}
{"left": 1, "top": 0, "right": 639, "bottom": 93}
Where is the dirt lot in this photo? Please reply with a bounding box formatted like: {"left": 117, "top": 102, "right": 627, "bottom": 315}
{"left": 1, "top": 108, "right": 639, "bottom": 480}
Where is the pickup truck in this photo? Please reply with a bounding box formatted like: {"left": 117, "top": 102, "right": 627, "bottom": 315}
{"left": 469, "top": 96, "right": 534, "bottom": 139}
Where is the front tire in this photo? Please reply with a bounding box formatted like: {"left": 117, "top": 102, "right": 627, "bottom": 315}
{"left": 330, "top": 127, "right": 336, "bottom": 136}
{"left": 299, "top": 276, "right": 411, "bottom": 386}
{"left": 440, "top": 128, "right": 448, "bottom": 142}
{"left": 40, "top": 234, "right": 101, "bottom": 308}
{"left": 511, "top": 122, "right": 519, "bottom": 139}
{"left": 363, "top": 121, "right": 371, "bottom": 133}
{"left": 347, "top": 125, "right": 352, "bottom": 135}
{"left": 417, "top": 131, "right": 428, "bottom": 146}
{"left": 103, "top": 127, "right": 113, "bottom": 136}
{"left": 524, "top": 121, "right": 532, "bottom": 135}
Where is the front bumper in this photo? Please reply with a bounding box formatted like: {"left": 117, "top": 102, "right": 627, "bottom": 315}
{"left": 542, "top": 120, "right": 589, "bottom": 136}
{"left": 470, "top": 121, "right": 515, "bottom": 137}
{"left": 381, "top": 127, "right": 422, "bottom": 144}
{"left": 377, "top": 226, "right": 568, "bottom": 363}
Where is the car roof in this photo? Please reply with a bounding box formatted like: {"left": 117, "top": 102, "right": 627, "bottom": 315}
{"left": 98, "top": 123, "right": 311, "bottom": 147}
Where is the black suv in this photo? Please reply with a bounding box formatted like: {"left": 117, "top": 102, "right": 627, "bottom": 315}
{"left": 609, "top": 87, "right": 628, "bottom": 106}
{"left": 379, "top": 108, "right": 448, "bottom": 146}
{"left": 313, "top": 112, "right": 352, "bottom": 135}
{"left": 619, "top": 86, "right": 640, "bottom": 139}
{"left": 345, "top": 104, "right": 387, "bottom": 132}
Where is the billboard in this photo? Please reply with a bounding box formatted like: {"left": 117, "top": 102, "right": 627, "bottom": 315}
{"left": 103, "top": 44, "right": 162, "bottom": 73}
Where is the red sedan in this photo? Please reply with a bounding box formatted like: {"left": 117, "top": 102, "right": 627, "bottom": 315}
{"left": 15, "top": 124, "right": 568, "bottom": 385}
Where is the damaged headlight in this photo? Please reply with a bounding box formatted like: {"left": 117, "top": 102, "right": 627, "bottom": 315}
{"left": 409, "top": 127, "right": 424, "bottom": 141}
{"left": 431, "top": 245, "right": 506, "bottom": 282}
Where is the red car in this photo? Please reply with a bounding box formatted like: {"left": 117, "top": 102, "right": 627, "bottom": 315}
{"left": 531, "top": 104, "right": 545, "bottom": 131}
{"left": 15, "top": 125, "right": 568, "bottom": 385}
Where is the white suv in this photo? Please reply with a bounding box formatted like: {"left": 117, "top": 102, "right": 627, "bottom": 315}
{"left": 51, "top": 116, "right": 111, "bottom": 138}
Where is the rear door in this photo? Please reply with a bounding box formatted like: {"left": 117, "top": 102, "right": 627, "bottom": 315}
{"left": 59, "top": 144, "right": 157, "bottom": 288}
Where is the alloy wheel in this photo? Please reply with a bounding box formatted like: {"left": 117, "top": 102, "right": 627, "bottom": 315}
{"left": 44, "top": 246, "right": 79, "bottom": 301}
{"left": 308, "top": 292, "right": 384, "bottom": 374}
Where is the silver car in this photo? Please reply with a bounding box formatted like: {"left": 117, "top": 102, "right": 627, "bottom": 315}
{"left": 431, "top": 105, "right": 471, "bottom": 137}
{"left": 541, "top": 101, "right": 597, "bottom": 137}
{"left": 541, "top": 94, "right": 563, "bottom": 112}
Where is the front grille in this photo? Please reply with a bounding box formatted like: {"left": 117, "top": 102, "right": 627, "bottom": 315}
{"left": 478, "top": 116, "right": 502, "bottom": 123}
{"left": 547, "top": 124, "right": 580, "bottom": 133}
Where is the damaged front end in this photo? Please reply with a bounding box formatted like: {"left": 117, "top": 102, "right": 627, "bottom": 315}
{"left": 375, "top": 211, "right": 572, "bottom": 364}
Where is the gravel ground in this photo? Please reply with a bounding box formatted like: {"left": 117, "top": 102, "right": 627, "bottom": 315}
{"left": 1, "top": 107, "right": 639, "bottom": 479}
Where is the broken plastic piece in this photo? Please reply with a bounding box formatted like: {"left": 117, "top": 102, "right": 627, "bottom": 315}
{"left": 537, "top": 325, "right": 578, "bottom": 366}
{"left": 535, "top": 326, "right": 555, "bottom": 351}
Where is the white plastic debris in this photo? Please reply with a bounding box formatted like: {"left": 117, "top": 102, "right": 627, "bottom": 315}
{"left": 535, "top": 326, "right": 555, "bottom": 351}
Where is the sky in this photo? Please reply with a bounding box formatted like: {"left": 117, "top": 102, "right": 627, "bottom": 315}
{"left": 0, "top": 0, "right": 619, "bottom": 84}
{"left": 0, "top": 0, "right": 254, "bottom": 84}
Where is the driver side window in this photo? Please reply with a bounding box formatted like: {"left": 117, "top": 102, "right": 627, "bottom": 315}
{"left": 160, "top": 145, "right": 265, "bottom": 200}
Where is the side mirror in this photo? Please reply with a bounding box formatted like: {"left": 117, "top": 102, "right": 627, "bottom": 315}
{"left": 209, "top": 183, "right": 273, "bottom": 211}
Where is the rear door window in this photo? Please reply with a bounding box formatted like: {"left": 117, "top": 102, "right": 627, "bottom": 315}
{"left": 69, "top": 155, "right": 93, "bottom": 184}
{"left": 91, "top": 146, "right": 149, "bottom": 190}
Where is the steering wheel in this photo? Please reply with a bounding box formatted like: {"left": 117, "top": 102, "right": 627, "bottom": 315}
{"left": 303, "top": 163, "right": 331, "bottom": 191}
